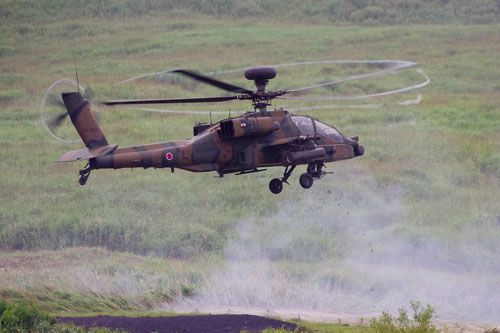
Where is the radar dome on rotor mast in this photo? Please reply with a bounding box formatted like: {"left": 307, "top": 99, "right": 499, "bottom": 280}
{"left": 244, "top": 67, "right": 278, "bottom": 112}
{"left": 244, "top": 66, "right": 277, "bottom": 81}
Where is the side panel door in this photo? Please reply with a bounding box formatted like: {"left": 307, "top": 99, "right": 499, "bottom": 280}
{"left": 238, "top": 145, "right": 256, "bottom": 167}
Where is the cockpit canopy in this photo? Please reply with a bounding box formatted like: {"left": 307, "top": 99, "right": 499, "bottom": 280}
{"left": 291, "top": 115, "right": 344, "bottom": 142}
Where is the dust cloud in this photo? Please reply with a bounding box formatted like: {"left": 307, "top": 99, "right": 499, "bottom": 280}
{"left": 170, "top": 170, "right": 500, "bottom": 323}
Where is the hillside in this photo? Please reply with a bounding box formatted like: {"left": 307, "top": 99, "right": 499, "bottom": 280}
{"left": 1, "top": 0, "right": 500, "bottom": 25}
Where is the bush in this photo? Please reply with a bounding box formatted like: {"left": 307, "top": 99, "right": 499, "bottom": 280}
{"left": 0, "top": 300, "right": 123, "bottom": 332}
{"left": 0, "top": 299, "right": 56, "bottom": 331}
{"left": 370, "top": 300, "right": 440, "bottom": 332}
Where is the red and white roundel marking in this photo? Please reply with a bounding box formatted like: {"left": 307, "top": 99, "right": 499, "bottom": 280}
{"left": 166, "top": 152, "right": 173, "bottom": 160}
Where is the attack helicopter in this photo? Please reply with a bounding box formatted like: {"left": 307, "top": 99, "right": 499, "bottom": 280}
{"left": 48, "top": 61, "right": 428, "bottom": 194}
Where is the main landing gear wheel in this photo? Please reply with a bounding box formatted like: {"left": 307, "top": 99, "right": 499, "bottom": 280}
{"left": 299, "top": 173, "right": 313, "bottom": 189}
{"left": 269, "top": 165, "right": 296, "bottom": 194}
{"left": 269, "top": 178, "right": 283, "bottom": 194}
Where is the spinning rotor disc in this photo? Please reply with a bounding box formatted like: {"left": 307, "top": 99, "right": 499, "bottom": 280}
{"left": 41, "top": 79, "right": 95, "bottom": 143}
{"left": 106, "top": 60, "right": 429, "bottom": 113}
{"left": 42, "top": 60, "right": 430, "bottom": 143}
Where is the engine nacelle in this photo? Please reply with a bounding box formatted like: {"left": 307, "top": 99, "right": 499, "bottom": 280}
{"left": 218, "top": 117, "right": 277, "bottom": 139}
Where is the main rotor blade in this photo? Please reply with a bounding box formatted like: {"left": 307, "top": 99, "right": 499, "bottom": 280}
{"left": 104, "top": 95, "right": 240, "bottom": 105}
{"left": 172, "top": 69, "right": 253, "bottom": 95}
{"left": 131, "top": 107, "right": 247, "bottom": 115}
{"left": 283, "top": 61, "right": 419, "bottom": 94}
{"left": 278, "top": 68, "right": 430, "bottom": 101}
{"left": 286, "top": 95, "right": 423, "bottom": 112}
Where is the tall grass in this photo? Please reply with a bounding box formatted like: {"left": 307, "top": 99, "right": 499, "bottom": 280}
{"left": 0, "top": 248, "right": 209, "bottom": 313}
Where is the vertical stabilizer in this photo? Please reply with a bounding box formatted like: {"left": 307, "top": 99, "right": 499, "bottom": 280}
{"left": 62, "top": 92, "right": 108, "bottom": 149}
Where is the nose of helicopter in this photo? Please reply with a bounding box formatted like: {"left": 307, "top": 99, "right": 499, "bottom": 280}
{"left": 356, "top": 143, "right": 365, "bottom": 156}
{"left": 347, "top": 136, "right": 365, "bottom": 157}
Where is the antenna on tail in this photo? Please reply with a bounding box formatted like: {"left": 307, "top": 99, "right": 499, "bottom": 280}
{"left": 73, "top": 52, "right": 80, "bottom": 94}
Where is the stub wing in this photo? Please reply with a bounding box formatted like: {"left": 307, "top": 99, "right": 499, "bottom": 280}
{"left": 263, "top": 137, "right": 295, "bottom": 147}
{"left": 57, "top": 144, "right": 118, "bottom": 162}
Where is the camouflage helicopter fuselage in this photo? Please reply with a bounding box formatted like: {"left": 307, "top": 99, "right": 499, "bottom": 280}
{"left": 59, "top": 92, "right": 364, "bottom": 193}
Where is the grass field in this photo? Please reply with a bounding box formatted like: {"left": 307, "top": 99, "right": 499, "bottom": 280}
{"left": 1, "top": 4, "right": 500, "bottom": 330}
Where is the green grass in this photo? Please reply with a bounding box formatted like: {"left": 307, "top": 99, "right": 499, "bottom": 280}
{"left": 264, "top": 322, "right": 368, "bottom": 332}
{"left": 1, "top": 19, "right": 499, "bottom": 256}
{"left": 0, "top": 3, "right": 499, "bottom": 326}
{"left": 2, "top": 0, "right": 500, "bottom": 25}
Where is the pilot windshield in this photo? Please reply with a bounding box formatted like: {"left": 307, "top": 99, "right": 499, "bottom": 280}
{"left": 291, "top": 116, "right": 315, "bottom": 136}
{"left": 315, "top": 120, "right": 344, "bottom": 142}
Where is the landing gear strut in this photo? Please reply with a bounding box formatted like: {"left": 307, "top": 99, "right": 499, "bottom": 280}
{"left": 269, "top": 165, "right": 296, "bottom": 194}
{"left": 298, "top": 162, "right": 323, "bottom": 189}
{"left": 268, "top": 162, "right": 332, "bottom": 194}
{"left": 307, "top": 161, "right": 326, "bottom": 179}
{"left": 299, "top": 161, "right": 331, "bottom": 189}
{"left": 78, "top": 163, "right": 92, "bottom": 186}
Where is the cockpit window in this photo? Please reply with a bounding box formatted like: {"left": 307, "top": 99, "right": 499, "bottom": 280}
{"left": 315, "top": 120, "right": 344, "bottom": 142}
{"left": 291, "top": 116, "right": 315, "bottom": 136}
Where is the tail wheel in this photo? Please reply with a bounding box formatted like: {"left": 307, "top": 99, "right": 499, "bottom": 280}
{"left": 269, "top": 178, "right": 283, "bottom": 194}
{"left": 79, "top": 175, "right": 88, "bottom": 186}
{"left": 78, "top": 164, "right": 91, "bottom": 186}
{"left": 299, "top": 173, "right": 313, "bottom": 189}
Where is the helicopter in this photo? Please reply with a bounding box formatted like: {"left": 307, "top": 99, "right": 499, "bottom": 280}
{"left": 51, "top": 62, "right": 428, "bottom": 194}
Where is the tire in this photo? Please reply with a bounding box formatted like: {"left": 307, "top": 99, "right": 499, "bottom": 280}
{"left": 79, "top": 176, "right": 87, "bottom": 186}
{"left": 269, "top": 178, "right": 283, "bottom": 194}
{"left": 299, "top": 173, "right": 313, "bottom": 189}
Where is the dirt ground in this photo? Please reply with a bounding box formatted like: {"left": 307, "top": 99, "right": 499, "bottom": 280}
{"left": 59, "top": 311, "right": 500, "bottom": 332}
{"left": 57, "top": 314, "right": 297, "bottom": 332}
{"left": 165, "top": 307, "right": 500, "bottom": 333}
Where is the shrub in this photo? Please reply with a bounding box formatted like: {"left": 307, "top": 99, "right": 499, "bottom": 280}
{"left": 0, "top": 299, "right": 56, "bottom": 331}
{"left": 370, "top": 300, "right": 440, "bottom": 332}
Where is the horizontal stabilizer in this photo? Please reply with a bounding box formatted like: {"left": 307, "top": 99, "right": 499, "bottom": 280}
{"left": 57, "top": 144, "right": 118, "bottom": 162}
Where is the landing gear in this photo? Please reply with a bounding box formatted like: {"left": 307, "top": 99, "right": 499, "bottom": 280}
{"left": 299, "top": 173, "right": 313, "bottom": 189}
{"left": 269, "top": 178, "right": 283, "bottom": 194}
{"left": 307, "top": 161, "right": 326, "bottom": 179}
{"left": 298, "top": 162, "right": 325, "bottom": 189}
{"left": 268, "top": 162, "right": 332, "bottom": 193}
{"left": 78, "top": 164, "right": 91, "bottom": 186}
{"left": 268, "top": 165, "right": 296, "bottom": 194}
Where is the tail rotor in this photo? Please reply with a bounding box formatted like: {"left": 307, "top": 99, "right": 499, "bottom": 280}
{"left": 41, "top": 79, "right": 97, "bottom": 143}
